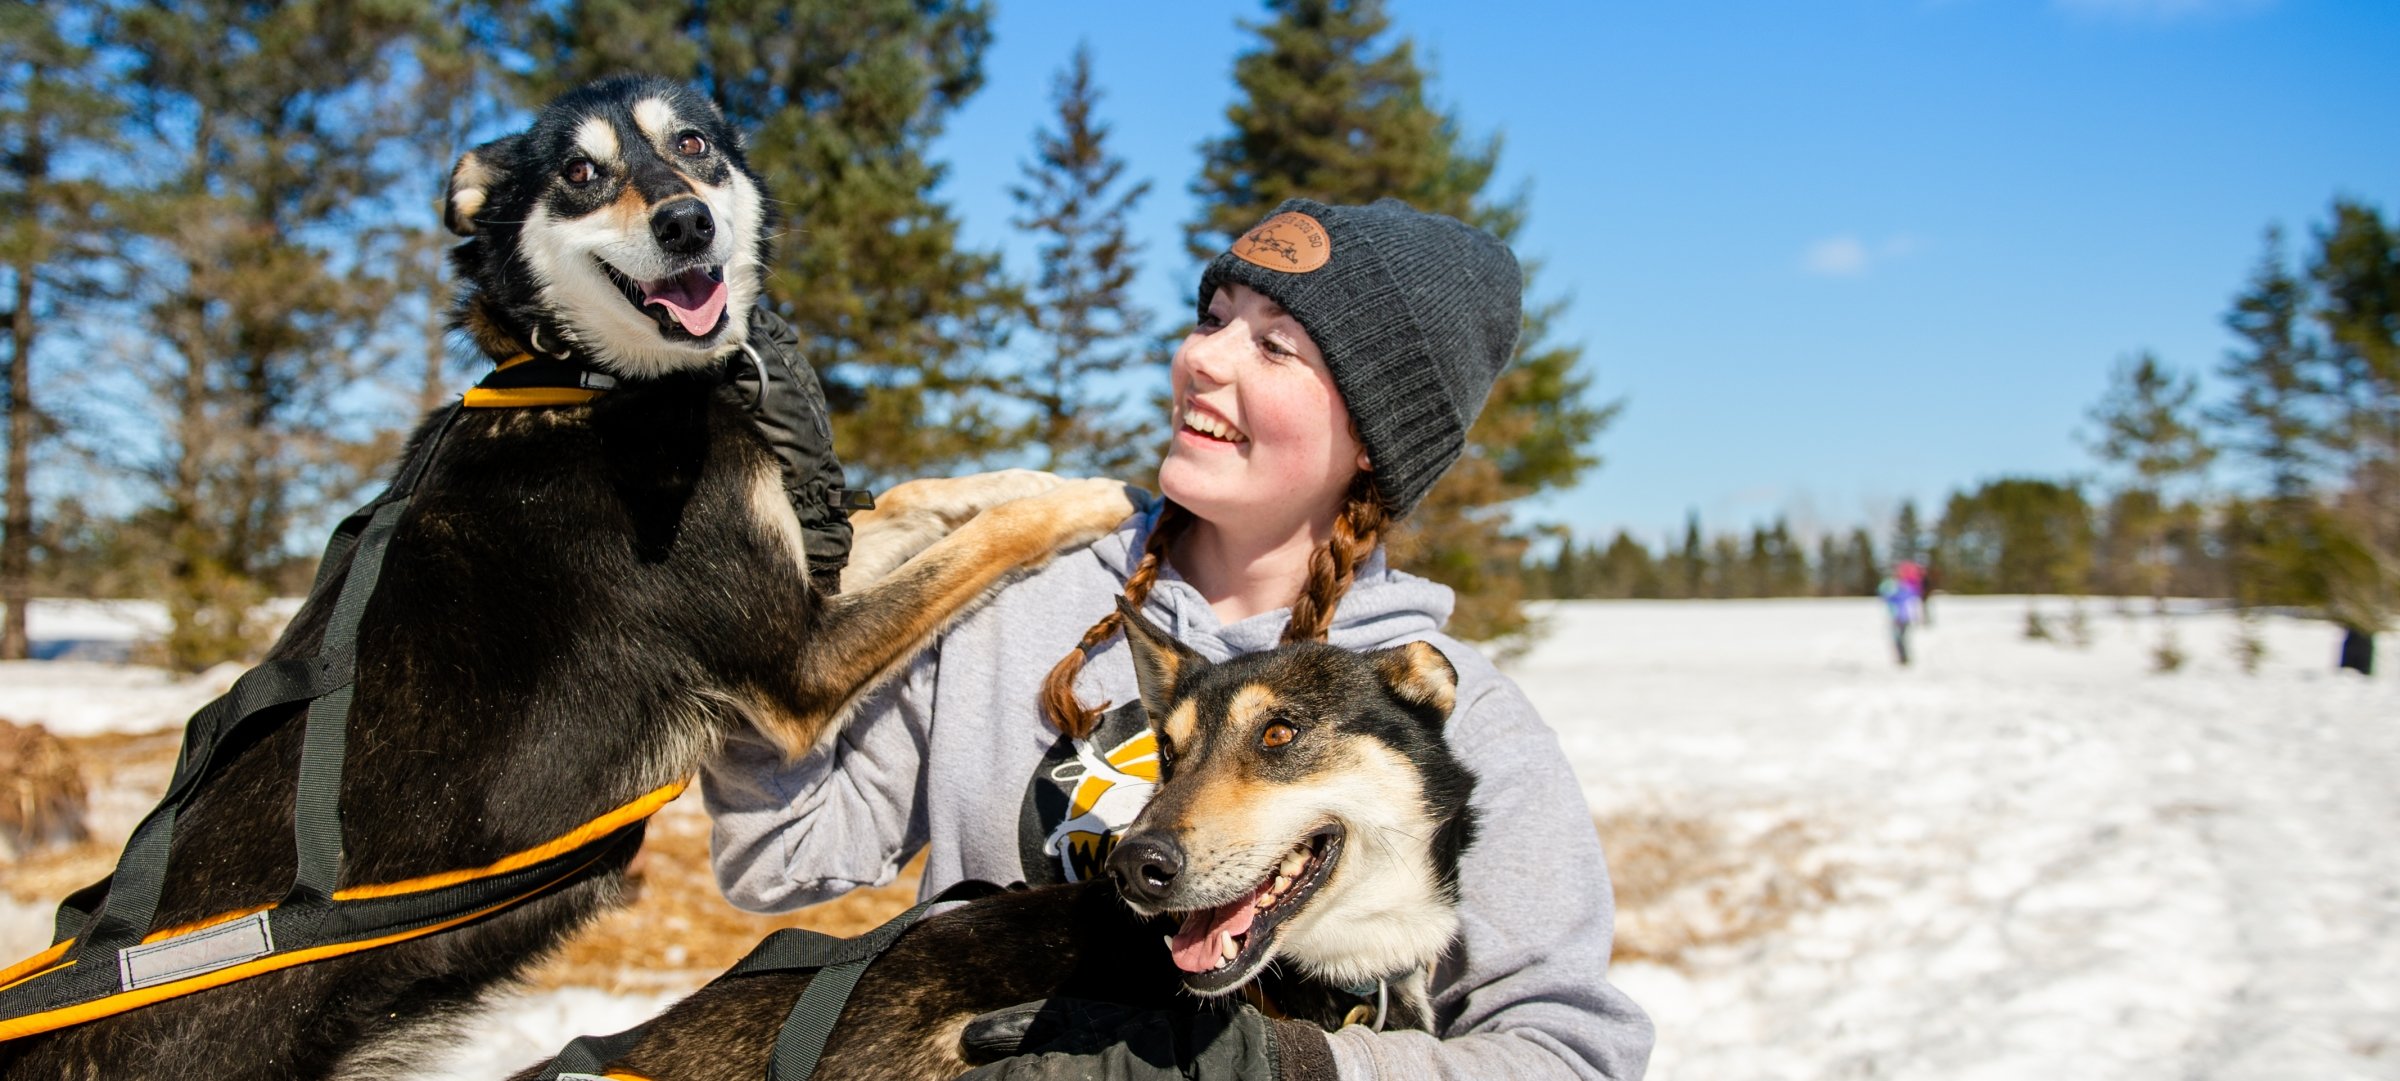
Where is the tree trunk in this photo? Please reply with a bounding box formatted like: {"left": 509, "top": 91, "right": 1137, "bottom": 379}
{"left": 2, "top": 264, "right": 33, "bottom": 660}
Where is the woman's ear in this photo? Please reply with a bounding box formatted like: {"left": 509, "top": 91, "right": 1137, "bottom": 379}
{"left": 1116, "top": 598, "right": 1206, "bottom": 724}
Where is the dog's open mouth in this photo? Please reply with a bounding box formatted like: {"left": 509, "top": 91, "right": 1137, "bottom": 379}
{"left": 598, "top": 258, "right": 728, "bottom": 339}
{"left": 1164, "top": 825, "right": 1344, "bottom": 994}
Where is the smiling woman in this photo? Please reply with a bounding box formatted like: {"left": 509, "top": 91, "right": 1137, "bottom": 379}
{"left": 708, "top": 198, "right": 1656, "bottom": 1081}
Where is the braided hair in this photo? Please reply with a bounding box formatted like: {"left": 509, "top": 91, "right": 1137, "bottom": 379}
{"left": 1037, "top": 475, "right": 1389, "bottom": 739}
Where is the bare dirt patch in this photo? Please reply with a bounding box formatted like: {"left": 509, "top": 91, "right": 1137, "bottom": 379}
{"left": 1597, "top": 809, "right": 1840, "bottom": 967}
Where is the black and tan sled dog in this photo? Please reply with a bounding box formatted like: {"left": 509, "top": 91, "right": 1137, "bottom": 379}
{"left": 0, "top": 76, "right": 1134, "bottom": 1078}
{"left": 515, "top": 602, "right": 1479, "bottom": 1080}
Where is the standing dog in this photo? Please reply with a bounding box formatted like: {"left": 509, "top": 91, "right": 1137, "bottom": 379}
{"left": 0, "top": 75, "right": 1134, "bottom": 1079}
{"left": 524, "top": 603, "right": 1479, "bottom": 1080}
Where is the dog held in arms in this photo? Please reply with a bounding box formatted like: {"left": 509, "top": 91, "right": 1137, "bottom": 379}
{"left": 518, "top": 601, "right": 1480, "bottom": 1080}
{"left": 0, "top": 75, "right": 1136, "bottom": 1078}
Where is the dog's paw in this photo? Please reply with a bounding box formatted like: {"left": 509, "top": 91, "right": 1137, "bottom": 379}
{"left": 1002, "top": 477, "right": 1147, "bottom": 550}
{"left": 871, "top": 468, "right": 1069, "bottom": 527}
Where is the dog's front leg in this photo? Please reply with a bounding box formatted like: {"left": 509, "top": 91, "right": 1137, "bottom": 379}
{"left": 840, "top": 469, "right": 1086, "bottom": 591}
{"left": 771, "top": 477, "right": 1142, "bottom": 751}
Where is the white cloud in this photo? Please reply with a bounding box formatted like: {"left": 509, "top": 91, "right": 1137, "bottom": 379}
{"left": 1804, "top": 235, "right": 1870, "bottom": 276}
{"left": 1802, "top": 233, "right": 1923, "bottom": 277}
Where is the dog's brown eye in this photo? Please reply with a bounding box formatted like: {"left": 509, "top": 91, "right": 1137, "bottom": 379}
{"left": 561, "top": 158, "right": 598, "bottom": 185}
{"left": 675, "top": 132, "right": 708, "bottom": 157}
{"left": 1261, "top": 722, "right": 1296, "bottom": 749}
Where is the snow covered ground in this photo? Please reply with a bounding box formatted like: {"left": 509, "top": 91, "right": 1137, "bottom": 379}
{"left": 1518, "top": 596, "right": 2398, "bottom": 1081}
{"left": 1, "top": 595, "right": 2392, "bottom": 1079}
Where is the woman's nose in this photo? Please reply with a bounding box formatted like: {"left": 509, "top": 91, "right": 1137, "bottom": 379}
{"left": 1178, "top": 329, "right": 1237, "bottom": 387}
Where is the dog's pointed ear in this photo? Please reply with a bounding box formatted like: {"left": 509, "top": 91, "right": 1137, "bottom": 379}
{"left": 445, "top": 134, "right": 525, "bottom": 237}
{"left": 1117, "top": 597, "right": 1202, "bottom": 723}
{"left": 1370, "top": 640, "right": 1458, "bottom": 721}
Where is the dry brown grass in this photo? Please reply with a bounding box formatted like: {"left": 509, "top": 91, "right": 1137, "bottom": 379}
{"left": 523, "top": 794, "right": 923, "bottom": 992}
{"left": 0, "top": 718, "right": 91, "bottom": 862}
{"left": 1598, "top": 809, "right": 1840, "bottom": 967}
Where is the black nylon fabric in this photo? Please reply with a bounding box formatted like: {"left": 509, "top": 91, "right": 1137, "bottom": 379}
{"left": 530, "top": 880, "right": 1002, "bottom": 1081}
{"left": 724, "top": 308, "right": 858, "bottom": 593}
{"left": 0, "top": 403, "right": 647, "bottom": 1025}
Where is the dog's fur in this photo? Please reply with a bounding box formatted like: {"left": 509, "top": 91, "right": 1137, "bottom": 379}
{"left": 534, "top": 606, "right": 1479, "bottom": 1080}
{"left": 0, "top": 75, "right": 1135, "bottom": 1080}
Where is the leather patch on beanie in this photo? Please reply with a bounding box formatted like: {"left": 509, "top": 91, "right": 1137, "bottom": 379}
{"left": 1229, "top": 211, "right": 1331, "bottom": 273}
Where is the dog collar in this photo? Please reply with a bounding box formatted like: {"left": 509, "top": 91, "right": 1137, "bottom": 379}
{"left": 462, "top": 353, "right": 617, "bottom": 409}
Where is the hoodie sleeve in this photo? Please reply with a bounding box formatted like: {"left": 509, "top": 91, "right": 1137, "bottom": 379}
{"left": 1324, "top": 654, "right": 1655, "bottom": 1081}
{"left": 702, "top": 648, "right": 936, "bottom": 913}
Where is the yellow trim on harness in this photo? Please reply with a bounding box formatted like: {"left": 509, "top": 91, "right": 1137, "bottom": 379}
{"left": 0, "top": 942, "right": 70, "bottom": 993}
{"left": 0, "top": 848, "right": 616, "bottom": 1042}
{"left": 461, "top": 352, "right": 607, "bottom": 408}
{"left": 462, "top": 385, "right": 604, "bottom": 409}
{"left": 0, "top": 779, "right": 689, "bottom": 1042}
{"left": 336, "top": 778, "right": 687, "bottom": 901}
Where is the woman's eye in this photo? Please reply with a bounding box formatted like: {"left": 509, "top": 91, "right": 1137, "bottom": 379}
{"left": 1260, "top": 335, "right": 1296, "bottom": 358}
{"left": 561, "top": 159, "right": 598, "bottom": 185}
{"left": 1261, "top": 722, "right": 1296, "bottom": 748}
{"left": 675, "top": 132, "right": 709, "bottom": 157}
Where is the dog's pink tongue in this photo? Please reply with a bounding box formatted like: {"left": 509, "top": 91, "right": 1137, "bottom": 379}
{"left": 641, "top": 268, "right": 727, "bottom": 335}
{"left": 1167, "top": 882, "right": 1267, "bottom": 974}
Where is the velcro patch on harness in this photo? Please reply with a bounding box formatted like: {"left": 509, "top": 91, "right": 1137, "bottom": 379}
{"left": 117, "top": 911, "right": 273, "bottom": 991}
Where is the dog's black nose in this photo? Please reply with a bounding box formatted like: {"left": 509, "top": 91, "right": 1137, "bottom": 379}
{"left": 651, "top": 199, "right": 716, "bottom": 256}
{"left": 1109, "top": 833, "right": 1185, "bottom": 904}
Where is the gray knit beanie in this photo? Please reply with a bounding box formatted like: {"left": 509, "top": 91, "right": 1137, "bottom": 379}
{"left": 1197, "top": 197, "right": 1521, "bottom": 518}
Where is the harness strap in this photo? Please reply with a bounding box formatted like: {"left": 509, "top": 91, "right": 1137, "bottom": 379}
{"left": 537, "top": 880, "right": 1004, "bottom": 1081}
{"left": 463, "top": 353, "right": 616, "bottom": 408}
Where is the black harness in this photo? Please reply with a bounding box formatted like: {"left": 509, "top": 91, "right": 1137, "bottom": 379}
{"left": 0, "top": 345, "right": 853, "bottom": 1041}
{"left": 0, "top": 396, "right": 694, "bottom": 1041}
{"left": 534, "top": 880, "right": 1004, "bottom": 1081}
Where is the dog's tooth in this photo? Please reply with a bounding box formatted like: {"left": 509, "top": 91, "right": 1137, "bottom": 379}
{"left": 1280, "top": 850, "right": 1308, "bottom": 877}
{"left": 1272, "top": 873, "right": 1292, "bottom": 895}
{"left": 1220, "top": 933, "right": 1239, "bottom": 961}
{"left": 1255, "top": 892, "right": 1273, "bottom": 910}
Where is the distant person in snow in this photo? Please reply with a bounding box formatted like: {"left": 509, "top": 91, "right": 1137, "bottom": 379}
{"left": 1881, "top": 562, "right": 1924, "bottom": 666}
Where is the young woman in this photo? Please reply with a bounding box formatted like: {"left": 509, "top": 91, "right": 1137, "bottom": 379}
{"left": 706, "top": 199, "right": 1653, "bottom": 1080}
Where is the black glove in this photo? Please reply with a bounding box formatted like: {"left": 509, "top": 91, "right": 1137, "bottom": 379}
{"left": 725, "top": 307, "right": 857, "bottom": 594}
{"left": 956, "top": 998, "right": 1338, "bottom": 1081}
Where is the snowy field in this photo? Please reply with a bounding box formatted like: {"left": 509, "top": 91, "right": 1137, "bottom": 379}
{"left": 1, "top": 595, "right": 2393, "bottom": 1079}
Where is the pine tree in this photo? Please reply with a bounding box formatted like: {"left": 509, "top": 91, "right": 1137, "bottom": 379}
{"left": 110, "top": 1, "right": 426, "bottom": 668}
{"left": 1187, "top": 0, "right": 1615, "bottom": 640}
{"left": 1008, "top": 44, "right": 1155, "bottom": 477}
{"left": 2212, "top": 227, "right": 2327, "bottom": 501}
{"left": 0, "top": 4, "right": 121, "bottom": 658}
{"left": 2305, "top": 198, "right": 2400, "bottom": 644}
{"left": 518, "top": 0, "right": 1018, "bottom": 485}
{"left": 1933, "top": 478, "right": 2094, "bottom": 595}
{"left": 1889, "top": 499, "right": 1923, "bottom": 568}
{"left": 2085, "top": 352, "right": 2213, "bottom": 606}
{"left": 1842, "top": 528, "right": 1879, "bottom": 596}
{"left": 1677, "top": 511, "right": 1705, "bottom": 599}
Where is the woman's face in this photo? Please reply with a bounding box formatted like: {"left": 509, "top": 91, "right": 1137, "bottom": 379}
{"left": 1159, "top": 283, "right": 1363, "bottom": 533}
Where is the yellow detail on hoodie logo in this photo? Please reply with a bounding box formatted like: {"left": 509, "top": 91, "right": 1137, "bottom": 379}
{"left": 1040, "top": 730, "right": 1160, "bottom": 883}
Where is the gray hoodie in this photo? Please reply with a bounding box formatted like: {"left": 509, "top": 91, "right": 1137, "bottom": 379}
{"left": 705, "top": 511, "right": 1654, "bottom": 1080}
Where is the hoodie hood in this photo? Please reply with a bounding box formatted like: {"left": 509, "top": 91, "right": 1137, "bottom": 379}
{"left": 1083, "top": 504, "right": 1454, "bottom": 660}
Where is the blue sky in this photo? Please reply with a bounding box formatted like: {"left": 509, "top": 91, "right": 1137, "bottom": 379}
{"left": 925, "top": 0, "right": 2400, "bottom": 545}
